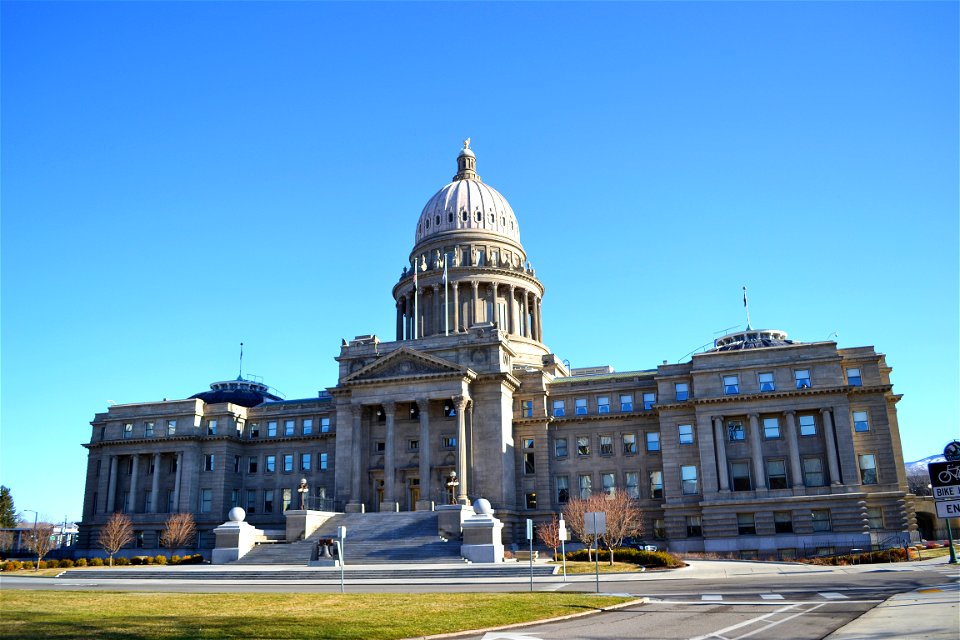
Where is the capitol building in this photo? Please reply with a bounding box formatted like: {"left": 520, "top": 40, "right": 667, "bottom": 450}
{"left": 77, "top": 142, "right": 917, "bottom": 559}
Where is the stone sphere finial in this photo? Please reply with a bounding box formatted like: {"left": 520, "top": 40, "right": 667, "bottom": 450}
{"left": 473, "top": 497, "right": 493, "bottom": 515}
{"left": 228, "top": 506, "right": 246, "bottom": 522}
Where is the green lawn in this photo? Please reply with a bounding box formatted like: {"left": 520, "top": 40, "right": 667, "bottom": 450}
{"left": 0, "top": 591, "right": 632, "bottom": 639}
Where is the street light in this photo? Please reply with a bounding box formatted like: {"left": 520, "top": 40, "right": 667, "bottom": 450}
{"left": 297, "top": 478, "right": 309, "bottom": 510}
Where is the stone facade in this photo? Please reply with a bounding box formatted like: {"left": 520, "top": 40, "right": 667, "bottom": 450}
{"left": 77, "top": 142, "right": 916, "bottom": 559}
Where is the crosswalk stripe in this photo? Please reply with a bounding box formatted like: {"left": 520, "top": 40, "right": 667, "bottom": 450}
{"left": 818, "top": 592, "right": 848, "bottom": 599}
{"left": 701, "top": 594, "right": 723, "bottom": 601}
{"left": 760, "top": 593, "right": 784, "bottom": 599}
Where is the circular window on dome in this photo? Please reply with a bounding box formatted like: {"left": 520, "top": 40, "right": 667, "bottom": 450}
{"left": 435, "top": 215, "right": 441, "bottom": 226}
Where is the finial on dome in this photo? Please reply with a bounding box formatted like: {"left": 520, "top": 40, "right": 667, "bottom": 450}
{"left": 454, "top": 138, "right": 480, "bottom": 181}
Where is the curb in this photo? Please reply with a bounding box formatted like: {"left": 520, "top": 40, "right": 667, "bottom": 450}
{"left": 405, "top": 597, "right": 648, "bottom": 640}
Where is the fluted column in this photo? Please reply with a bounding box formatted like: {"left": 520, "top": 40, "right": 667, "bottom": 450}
{"left": 383, "top": 403, "right": 397, "bottom": 510}
{"left": 713, "top": 416, "right": 729, "bottom": 491}
{"left": 452, "top": 281, "right": 460, "bottom": 332}
{"left": 432, "top": 284, "right": 441, "bottom": 336}
{"left": 172, "top": 452, "right": 183, "bottom": 512}
{"left": 107, "top": 455, "right": 119, "bottom": 512}
{"left": 454, "top": 395, "right": 470, "bottom": 504}
{"left": 784, "top": 411, "right": 804, "bottom": 488}
{"left": 470, "top": 281, "right": 479, "bottom": 327}
{"left": 417, "top": 398, "right": 431, "bottom": 510}
{"left": 508, "top": 285, "right": 516, "bottom": 334}
{"left": 748, "top": 413, "right": 766, "bottom": 489}
{"left": 350, "top": 405, "right": 363, "bottom": 504}
{"left": 128, "top": 454, "right": 140, "bottom": 513}
{"left": 821, "top": 408, "right": 842, "bottom": 486}
{"left": 150, "top": 453, "right": 161, "bottom": 513}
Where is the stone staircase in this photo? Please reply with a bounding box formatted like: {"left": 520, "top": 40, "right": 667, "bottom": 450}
{"left": 234, "top": 511, "right": 463, "bottom": 565}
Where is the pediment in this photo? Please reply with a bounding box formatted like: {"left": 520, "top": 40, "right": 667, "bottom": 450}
{"left": 342, "top": 347, "right": 468, "bottom": 384}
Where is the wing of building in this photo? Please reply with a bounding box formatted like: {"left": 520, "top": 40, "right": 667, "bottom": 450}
{"left": 78, "top": 142, "right": 917, "bottom": 559}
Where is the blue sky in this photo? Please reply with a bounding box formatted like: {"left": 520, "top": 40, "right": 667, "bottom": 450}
{"left": 2, "top": 2, "right": 957, "bottom": 523}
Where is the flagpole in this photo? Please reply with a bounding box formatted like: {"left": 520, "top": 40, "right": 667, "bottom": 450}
{"left": 444, "top": 257, "right": 449, "bottom": 336}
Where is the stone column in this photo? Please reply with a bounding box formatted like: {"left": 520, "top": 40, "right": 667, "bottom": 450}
{"left": 821, "top": 409, "right": 842, "bottom": 486}
{"left": 172, "top": 452, "right": 183, "bottom": 512}
{"left": 107, "top": 455, "right": 119, "bottom": 512}
{"left": 128, "top": 454, "right": 140, "bottom": 513}
{"left": 508, "top": 285, "right": 516, "bottom": 334}
{"left": 748, "top": 413, "right": 766, "bottom": 490}
{"left": 416, "top": 398, "right": 432, "bottom": 510}
{"left": 349, "top": 405, "right": 363, "bottom": 507}
{"left": 470, "top": 281, "right": 479, "bottom": 327}
{"left": 150, "top": 453, "right": 161, "bottom": 513}
{"left": 382, "top": 403, "right": 397, "bottom": 511}
{"left": 454, "top": 395, "right": 470, "bottom": 504}
{"left": 784, "top": 411, "right": 804, "bottom": 488}
{"left": 432, "top": 284, "right": 441, "bottom": 336}
{"left": 713, "top": 416, "right": 729, "bottom": 491}
{"left": 452, "top": 282, "right": 460, "bottom": 332}
{"left": 396, "top": 299, "right": 403, "bottom": 341}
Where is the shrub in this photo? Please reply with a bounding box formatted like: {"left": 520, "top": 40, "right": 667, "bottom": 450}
{"left": 564, "top": 547, "right": 683, "bottom": 568}
{"left": 154, "top": 555, "right": 167, "bottom": 565}
{"left": 115, "top": 557, "right": 130, "bottom": 566}
{"left": 58, "top": 559, "right": 75, "bottom": 568}
{"left": 74, "top": 558, "right": 88, "bottom": 567}
{"left": 89, "top": 557, "right": 103, "bottom": 567}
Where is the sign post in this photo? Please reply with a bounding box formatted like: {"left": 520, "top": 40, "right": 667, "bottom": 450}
{"left": 337, "top": 525, "right": 347, "bottom": 592}
{"left": 585, "top": 511, "right": 606, "bottom": 593}
{"left": 927, "top": 460, "right": 958, "bottom": 564}
{"left": 526, "top": 518, "right": 534, "bottom": 592}
{"left": 558, "top": 517, "right": 567, "bottom": 581}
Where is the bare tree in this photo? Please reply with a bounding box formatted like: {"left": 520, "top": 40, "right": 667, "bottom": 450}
{"left": 160, "top": 513, "right": 196, "bottom": 551}
{"left": 536, "top": 515, "right": 562, "bottom": 560}
{"left": 598, "top": 490, "right": 643, "bottom": 564}
{"left": 24, "top": 524, "right": 55, "bottom": 570}
{"left": 98, "top": 513, "right": 133, "bottom": 567}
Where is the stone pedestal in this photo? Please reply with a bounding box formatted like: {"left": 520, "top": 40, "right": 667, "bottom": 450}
{"left": 460, "top": 499, "right": 504, "bottom": 563}
{"left": 437, "top": 503, "right": 474, "bottom": 540}
{"left": 285, "top": 509, "right": 336, "bottom": 542}
{"left": 212, "top": 507, "right": 263, "bottom": 564}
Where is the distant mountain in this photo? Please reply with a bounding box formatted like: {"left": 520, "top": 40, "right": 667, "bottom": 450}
{"left": 905, "top": 454, "right": 945, "bottom": 475}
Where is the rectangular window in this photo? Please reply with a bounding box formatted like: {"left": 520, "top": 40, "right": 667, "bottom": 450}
{"left": 767, "top": 459, "right": 788, "bottom": 489}
{"left": 207, "top": 420, "right": 217, "bottom": 435}
{"left": 597, "top": 396, "right": 610, "bottom": 414}
{"left": 620, "top": 394, "right": 633, "bottom": 412}
{"left": 731, "top": 461, "right": 752, "bottom": 491}
{"left": 578, "top": 474, "right": 592, "bottom": 499}
{"left": 124, "top": 423, "right": 133, "bottom": 439}
{"left": 320, "top": 453, "right": 328, "bottom": 470}
{"left": 267, "top": 421, "right": 277, "bottom": 437}
{"left": 859, "top": 454, "right": 878, "bottom": 485}
{"left": 646, "top": 432, "right": 661, "bottom": 452}
{"left": 622, "top": 433, "right": 637, "bottom": 455}
{"left": 758, "top": 372, "right": 775, "bottom": 392}
{"left": 803, "top": 457, "right": 824, "bottom": 486}
{"left": 577, "top": 436, "right": 590, "bottom": 456}
{"left": 525, "top": 492, "right": 537, "bottom": 509}
{"left": 853, "top": 411, "right": 870, "bottom": 432}
{"left": 200, "top": 488, "right": 212, "bottom": 513}
{"left": 167, "top": 420, "right": 177, "bottom": 436}
{"left": 763, "top": 417, "right": 781, "bottom": 439}
{"left": 265, "top": 455, "right": 276, "bottom": 473}
{"left": 553, "top": 400, "right": 566, "bottom": 417}
{"left": 555, "top": 437, "right": 568, "bottom": 458}
{"left": 625, "top": 472, "right": 639, "bottom": 498}
{"left": 575, "top": 398, "right": 588, "bottom": 415}
{"left": 686, "top": 515, "right": 703, "bottom": 537}
{"left": 675, "top": 382, "right": 689, "bottom": 401}
{"left": 521, "top": 400, "right": 533, "bottom": 417}
{"left": 303, "top": 419, "right": 313, "bottom": 435}
{"left": 282, "top": 488, "right": 292, "bottom": 511}
{"left": 602, "top": 472, "right": 616, "bottom": 496}
{"left": 867, "top": 506, "right": 883, "bottom": 529}
{"left": 321, "top": 418, "right": 331, "bottom": 432}
{"left": 248, "top": 456, "right": 258, "bottom": 473}
{"left": 145, "top": 422, "right": 155, "bottom": 437}
{"left": 649, "top": 471, "right": 664, "bottom": 499}
{"left": 811, "top": 509, "right": 832, "bottom": 532}
{"left": 846, "top": 368, "right": 862, "bottom": 386}
{"left": 599, "top": 435, "right": 613, "bottom": 455}
{"left": 728, "top": 421, "right": 745, "bottom": 442}
{"left": 723, "top": 375, "right": 740, "bottom": 395}
{"left": 442, "top": 436, "right": 457, "bottom": 449}
{"left": 798, "top": 415, "right": 816, "bottom": 436}
{"left": 301, "top": 453, "right": 312, "bottom": 471}
{"left": 203, "top": 454, "right": 215, "bottom": 472}
{"left": 246, "top": 489, "right": 256, "bottom": 514}
{"left": 678, "top": 424, "right": 694, "bottom": 445}
{"left": 284, "top": 420, "right": 295, "bottom": 436}
{"left": 737, "top": 513, "right": 756, "bottom": 535}
{"left": 681, "top": 465, "right": 698, "bottom": 495}
{"left": 642, "top": 392, "right": 656, "bottom": 410}
{"left": 774, "top": 511, "right": 793, "bottom": 533}
{"left": 556, "top": 476, "right": 569, "bottom": 503}
{"left": 249, "top": 422, "right": 260, "bottom": 438}
{"left": 283, "top": 454, "right": 294, "bottom": 472}
{"left": 795, "top": 369, "right": 811, "bottom": 389}
{"left": 264, "top": 490, "right": 274, "bottom": 513}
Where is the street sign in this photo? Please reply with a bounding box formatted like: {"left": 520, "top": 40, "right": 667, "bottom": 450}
{"left": 584, "top": 511, "right": 606, "bottom": 535}
{"left": 935, "top": 500, "right": 960, "bottom": 519}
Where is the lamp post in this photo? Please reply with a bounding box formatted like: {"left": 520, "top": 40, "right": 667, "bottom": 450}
{"left": 297, "top": 478, "right": 309, "bottom": 510}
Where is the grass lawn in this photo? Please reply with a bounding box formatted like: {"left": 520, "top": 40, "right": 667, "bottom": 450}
{"left": 549, "top": 561, "right": 648, "bottom": 574}
{"left": 0, "top": 591, "right": 632, "bottom": 639}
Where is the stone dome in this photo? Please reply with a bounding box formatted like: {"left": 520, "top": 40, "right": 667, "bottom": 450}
{"left": 414, "top": 141, "right": 521, "bottom": 246}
